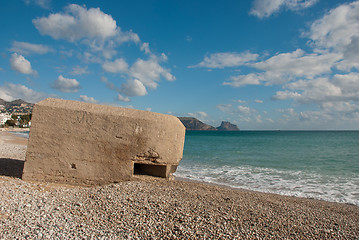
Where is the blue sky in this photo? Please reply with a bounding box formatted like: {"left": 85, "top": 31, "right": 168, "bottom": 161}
{"left": 1, "top": 0, "right": 359, "bottom": 130}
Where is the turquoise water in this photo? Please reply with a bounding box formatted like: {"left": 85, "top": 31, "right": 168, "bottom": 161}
{"left": 175, "top": 131, "right": 359, "bottom": 205}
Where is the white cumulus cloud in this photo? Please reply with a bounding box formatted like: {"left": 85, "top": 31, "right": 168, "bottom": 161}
{"left": 140, "top": 42, "right": 151, "bottom": 55}
{"left": 217, "top": 103, "right": 262, "bottom": 123}
{"left": 70, "top": 66, "right": 88, "bottom": 75}
{"left": 237, "top": 105, "right": 252, "bottom": 115}
{"left": 120, "top": 79, "right": 147, "bottom": 97}
{"left": 217, "top": 104, "right": 234, "bottom": 114}
{"left": 52, "top": 75, "right": 80, "bottom": 93}
{"left": 307, "top": 1, "right": 359, "bottom": 71}
{"left": 0, "top": 83, "right": 45, "bottom": 103}
{"left": 191, "top": 52, "right": 259, "bottom": 69}
{"left": 79, "top": 95, "right": 98, "bottom": 104}
{"left": 117, "top": 94, "right": 131, "bottom": 102}
{"left": 233, "top": 99, "right": 246, "bottom": 103}
{"left": 32, "top": 3, "right": 140, "bottom": 51}
{"left": 116, "top": 30, "right": 140, "bottom": 45}
{"left": 272, "top": 90, "right": 302, "bottom": 101}
{"left": 10, "top": 41, "right": 53, "bottom": 55}
{"left": 24, "top": 0, "right": 51, "bottom": 9}
{"left": 250, "top": 0, "right": 318, "bottom": 18}
{"left": 224, "top": 73, "right": 264, "bottom": 87}
{"left": 337, "top": 36, "right": 359, "bottom": 71}
{"left": 31, "top": 3, "right": 176, "bottom": 102}
{"left": 188, "top": 111, "right": 209, "bottom": 121}
{"left": 275, "top": 105, "right": 359, "bottom": 129}
{"left": 253, "top": 49, "right": 339, "bottom": 79}
{"left": 33, "top": 4, "right": 118, "bottom": 42}
{"left": 129, "top": 58, "right": 175, "bottom": 90}
{"left": 101, "top": 56, "right": 175, "bottom": 100}
{"left": 224, "top": 49, "right": 341, "bottom": 87}
{"left": 10, "top": 53, "right": 37, "bottom": 75}
{"left": 273, "top": 73, "right": 359, "bottom": 104}
{"left": 308, "top": 1, "right": 359, "bottom": 50}
{"left": 102, "top": 58, "right": 129, "bottom": 73}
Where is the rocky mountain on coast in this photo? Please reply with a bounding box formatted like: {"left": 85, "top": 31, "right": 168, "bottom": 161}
{"left": 178, "top": 117, "right": 239, "bottom": 131}
{"left": 178, "top": 117, "right": 217, "bottom": 131}
{"left": 0, "top": 98, "right": 33, "bottom": 109}
{"left": 0, "top": 98, "right": 33, "bottom": 114}
{"left": 217, "top": 121, "right": 240, "bottom": 131}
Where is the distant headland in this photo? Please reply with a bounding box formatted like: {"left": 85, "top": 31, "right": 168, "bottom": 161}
{"left": 0, "top": 98, "right": 240, "bottom": 131}
{"left": 178, "top": 117, "right": 239, "bottom": 131}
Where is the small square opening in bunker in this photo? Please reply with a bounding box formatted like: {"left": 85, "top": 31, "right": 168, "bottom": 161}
{"left": 133, "top": 163, "right": 177, "bottom": 178}
{"left": 133, "top": 163, "right": 167, "bottom": 178}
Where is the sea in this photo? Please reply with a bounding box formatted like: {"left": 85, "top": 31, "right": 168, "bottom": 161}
{"left": 174, "top": 131, "right": 359, "bottom": 206}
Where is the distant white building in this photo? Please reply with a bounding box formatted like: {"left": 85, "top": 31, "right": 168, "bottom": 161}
{"left": 0, "top": 113, "right": 11, "bottom": 125}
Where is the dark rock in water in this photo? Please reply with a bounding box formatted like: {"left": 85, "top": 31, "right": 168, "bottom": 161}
{"left": 178, "top": 117, "right": 217, "bottom": 131}
{"left": 178, "top": 117, "right": 240, "bottom": 131}
{"left": 217, "top": 121, "right": 240, "bottom": 131}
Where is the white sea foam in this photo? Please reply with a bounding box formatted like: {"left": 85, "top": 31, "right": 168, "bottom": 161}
{"left": 175, "top": 164, "right": 359, "bottom": 206}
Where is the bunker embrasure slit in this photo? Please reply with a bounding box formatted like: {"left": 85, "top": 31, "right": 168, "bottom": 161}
{"left": 133, "top": 163, "right": 167, "bottom": 178}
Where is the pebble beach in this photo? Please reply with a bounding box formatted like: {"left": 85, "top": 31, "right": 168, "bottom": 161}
{"left": 0, "top": 130, "right": 358, "bottom": 239}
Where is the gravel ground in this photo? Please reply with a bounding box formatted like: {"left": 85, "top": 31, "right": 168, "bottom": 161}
{"left": 0, "top": 143, "right": 26, "bottom": 160}
{"left": 1, "top": 177, "right": 358, "bottom": 239}
{"left": 0, "top": 132, "right": 358, "bottom": 239}
{"left": 0, "top": 132, "right": 27, "bottom": 178}
{"left": 0, "top": 133, "right": 27, "bottom": 161}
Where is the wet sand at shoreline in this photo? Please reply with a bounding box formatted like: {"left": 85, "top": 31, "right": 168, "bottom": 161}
{"left": 0, "top": 129, "right": 28, "bottom": 146}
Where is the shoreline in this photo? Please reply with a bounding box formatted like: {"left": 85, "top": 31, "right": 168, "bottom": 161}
{"left": 0, "top": 127, "right": 30, "bottom": 132}
{"left": 0, "top": 129, "right": 28, "bottom": 146}
{"left": 175, "top": 176, "right": 258, "bottom": 193}
{"left": 175, "top": 176, "right": 359, "bottom": 207}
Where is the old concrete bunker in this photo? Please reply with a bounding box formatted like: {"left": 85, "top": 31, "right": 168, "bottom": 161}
{"left": 22, "top": 98, "right": 186, "bottom": 185}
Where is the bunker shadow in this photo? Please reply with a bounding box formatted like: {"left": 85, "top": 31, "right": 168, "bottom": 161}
{"left": 0, "top": 158, "right": 24, "bottom": 178}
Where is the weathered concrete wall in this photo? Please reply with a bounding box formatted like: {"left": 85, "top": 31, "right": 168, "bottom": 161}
{"left": 22, "top": 98, "right": 186, "bottom": 185}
